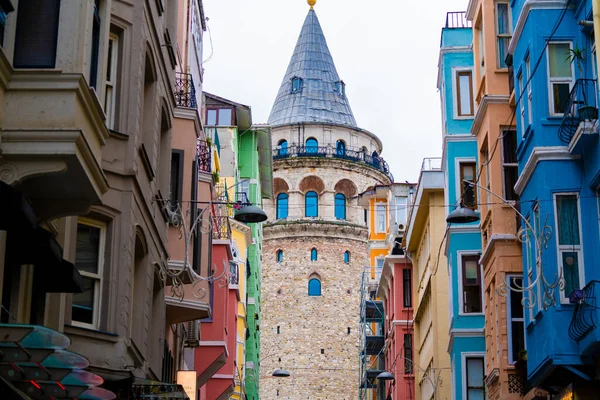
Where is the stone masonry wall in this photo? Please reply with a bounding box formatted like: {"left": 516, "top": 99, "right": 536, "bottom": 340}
{"left": 260, "top": 230, "right": 367, "bottom": 400}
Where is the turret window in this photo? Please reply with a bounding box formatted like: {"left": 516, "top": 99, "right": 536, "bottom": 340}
{"left": 311, "top": 248, "right": 318, "bottom": 261}
{"left": 276, "top": 193, "right": 289, "bottom": 219}
{"left": 344, "top": 251, "right": 350, "bottom": 264}
{"left": 305, "top": 191, "right": 318, "bottom": 217}
{"left": 336, "top": 140, "right": 346, "bottom": 156}
{"left": 291, "top": 77, "right": 303, "bottom": 93}
{"left": 335, "top": 193, "right": 346, "bottom": 220}
{"left": 278, "top": 140, "right": 288, "bottom": 157}
{"left": 276, "top": 250, "right": 283, "bottom": 263}
{"left": 305, "top": 138, "right": 318, "bottom": 155}
{"left": 335, "top": 80, "right": 346, "bottom": 96}
{"left": 308, "top": 277, "right": 322, "bottom": 297}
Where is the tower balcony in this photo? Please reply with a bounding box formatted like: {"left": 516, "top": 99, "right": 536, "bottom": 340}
{"left": 273, "top": 143, "right": 394, "bottom": 182}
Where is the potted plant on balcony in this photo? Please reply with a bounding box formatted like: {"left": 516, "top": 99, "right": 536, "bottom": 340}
{"left": 567, "top": 45, "right": 598, "bottom": 120}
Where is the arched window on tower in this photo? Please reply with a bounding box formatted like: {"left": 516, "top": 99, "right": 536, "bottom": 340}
{"left": 277, "top": 193, "right": 289, "bottom": 219}
{"left": 305, "top": 137, "right": 318, "bottom": 155}
{"left": 308, "top": 277, "right": 321, "bottom": 296}
{"left": 335, "top": 193, "right": 346, "bottom": 220}
{"left": 344, "top": 251, "right": 350, "bottom": 264}
{"left": 278, "top": 140, "right": 288, "bottom": 157}
{"left": 305, "top": 191, "right": 318, "bottom": 217}
{"left": 311, "top": 248, "right": 318, "bottom": 261}
{"left": 336, "top": 140, "right": 346, "bottom": 157}
{"left": 276, "top": 250, "right": 283, "bottom": 263}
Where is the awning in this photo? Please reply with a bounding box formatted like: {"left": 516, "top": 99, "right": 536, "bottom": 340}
{"left": 132, "top": 382, "right": 190, "bottom": 399}
{"left": 0, "top": 324, "right": 115, "bottom": 400}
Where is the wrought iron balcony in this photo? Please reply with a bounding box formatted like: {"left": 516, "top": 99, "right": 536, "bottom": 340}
{"left": 445, "top": 11, "right": 471, "bottom": 28}
{"left": 568, "top": 280, "right": 599, "bottom": 342}
{"left": 174, "top": 72, "right": 197, "bottom": 108}
{"left": 558, "top": 79, "right": 598, "bottom": 145}
{"left": 197, "top": 139, "right": 211, "bottom": 174}
{"left": 212, "top": 216, "right": 231, "bottom": 240}
{"left": 273, "top": 143, "right": 394, "bottom": 182}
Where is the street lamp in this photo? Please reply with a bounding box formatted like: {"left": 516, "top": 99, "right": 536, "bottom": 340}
{"left": 447, "top": 180, "right": 564, "bottom": 311}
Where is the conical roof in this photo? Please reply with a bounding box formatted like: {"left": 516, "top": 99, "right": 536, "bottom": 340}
{"left": 268, "top": 9, "right": 357, "bottom": 127}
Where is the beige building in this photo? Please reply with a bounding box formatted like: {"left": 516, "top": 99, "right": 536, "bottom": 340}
{"left": 0, "top": 0, "right": 202, "bottom": 397}
{"left": 404, "top": 159, "right": 452, "bottom": 400}
{"left": 259, "top": 4, "right": 393, "bottom": 400}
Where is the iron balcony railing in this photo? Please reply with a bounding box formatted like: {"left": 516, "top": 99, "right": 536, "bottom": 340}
{"left": 197, "top": 139, "right": 211, "bottom": 174}
{"left": 558, "top": 79, "right": 598, "bottom": 144}
{"left": 568, "top": 280, "right": 600, "bottom": 342}
{"left": 445, "top": 11, "right": 471, "bottom": 28}
{"left": 229, "top": 262, "right": 239, "bottom": 286}
{"left": 273, "top": 143, "right": 394, "bottom": 182}
{"left": 211, "top": 215, "right": 231, "bottom": 240}
{"left": 174, "top": 72, "right": 197, "bottom": 108}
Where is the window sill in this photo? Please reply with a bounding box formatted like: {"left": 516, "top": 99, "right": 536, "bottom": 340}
{"left": 454, "top": 116, "right": 476, "bottom": 120}
{"left": 494, "top": 68, "right": 509, "bottom": 74}
{"left": 64, "top": 324, "right": 119, "bottom": 343}
{"left": 540, "top": 117, "right": 563, "bottom": 126}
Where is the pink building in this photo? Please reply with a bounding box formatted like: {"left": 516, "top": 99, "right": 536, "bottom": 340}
{"left": 378, "top": 252, "right": 415, "bottom": 399}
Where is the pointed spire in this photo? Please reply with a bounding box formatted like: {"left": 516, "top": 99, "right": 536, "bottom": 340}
{"left": 268, "top": 9, "right": 357, "bottom": 127}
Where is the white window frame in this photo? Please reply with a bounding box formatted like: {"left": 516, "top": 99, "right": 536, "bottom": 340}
{"left": 495, "top": 1, "right": 512, "bottom": 69}
{"left": 458, "top": 251, "right": 484, "bottom": 316}
{"left": 462, "top": 353, "right": 486, "bottom": 400}
{"left": 395, "top": 196, "right": 408, "bottom": 227}
{"left": 376, "top": 203, "right": 387, "bottom": 234}
{"left": 526, "top": 55, "right": 533, "bottom": 126}
{"left": 518, "top": 71, "right": 525, "bottom": 135}
{"left": 553, "top": 192, "right": 585, "bottom": 304}
{"left": 72, "top": 218, "right": 106, "bottom": 330}
{"left": 547, "top": 41, "right": 575, "bottom": 116}
{"left": 455, "top": 157, "right": 478, "bottom": 210}
{"left": 104, "top": 33, "right": 119, "bottom": 130}
{"left": 453, "top": 68, "right": 475, "bottom": 119}
{"left": 506, "top": 274, "right": 525, "bottom": 364}
{"left": 375, "top": 257, "right": 385, "bottom": 283}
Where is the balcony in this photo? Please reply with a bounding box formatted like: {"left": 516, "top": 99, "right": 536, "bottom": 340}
{"left": 273, "top": 143, "right": 394, "bottom": 182}
{"left": 558, "top": 79, "right": 598, "bottom": 153}
{"left": 445, "top": 11, "right": 471, "bottom": 28}
{"left": 568, "top": 280, "right": 600, "bottom": 355}
{"left": 197, "top": 139, "right": 211, "bottom": 174}
{"left": 212, "top": 216, "right": 231, "bottom": 241}
{"left": 421, "top": 157, "right": 442, "bottom": 171}
{"left": 174, "top": 72, "right": 197, "bottom": 108}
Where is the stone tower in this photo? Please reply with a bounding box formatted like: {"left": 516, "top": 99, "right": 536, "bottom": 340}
{"left": 259, "top": 6, "right": 393, "bottom": 400}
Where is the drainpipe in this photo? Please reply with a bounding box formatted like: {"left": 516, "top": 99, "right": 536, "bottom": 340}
{"left": 594, "top": 1, "right": 600, "bottom": 84}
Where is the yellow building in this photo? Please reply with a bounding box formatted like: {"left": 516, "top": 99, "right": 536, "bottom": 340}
{"left": 404, "top": 159, "right": 451, "bottom": 400}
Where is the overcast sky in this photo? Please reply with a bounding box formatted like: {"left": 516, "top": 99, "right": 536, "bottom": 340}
{"left": 202, "top": 0, "right": 470, "bottom": 182}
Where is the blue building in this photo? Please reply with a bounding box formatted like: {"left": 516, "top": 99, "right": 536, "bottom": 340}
{"left": 438, "top": 12, "right": 486, "bottom": 400}
{"left": 509, "top": 0, "right": 600, "bottom": 396}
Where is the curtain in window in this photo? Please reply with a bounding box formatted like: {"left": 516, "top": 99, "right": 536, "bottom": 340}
{"left": 308, "top": 278, "right": 321, "bottom": 296}
{"left": 277, "top": 193, "right": 288, "bottom": 219}
{"left": 305, "top": 191, "right": 318, "bottom": 217}
{"left": 557, "top": 195, "right": 580, "bottom": 245}
{"left": 335, "top": 193, "right": 346, "bottom": 219}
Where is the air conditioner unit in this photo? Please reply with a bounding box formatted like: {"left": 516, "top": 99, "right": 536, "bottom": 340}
{"left": 184, "top": 320, "right": 200, "bottom": 348}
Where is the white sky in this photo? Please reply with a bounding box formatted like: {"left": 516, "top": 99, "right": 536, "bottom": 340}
{"left": 202, "top": 0, "right": 470, "bottom": 182}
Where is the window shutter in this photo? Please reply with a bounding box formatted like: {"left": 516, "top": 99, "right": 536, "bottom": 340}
{"left": 14, "top": 0, "right": 61, "bottom": 68}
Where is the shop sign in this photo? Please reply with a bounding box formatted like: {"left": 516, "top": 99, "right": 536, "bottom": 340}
{"left": 177, "top": 371, "right": 197, "bottom": 400}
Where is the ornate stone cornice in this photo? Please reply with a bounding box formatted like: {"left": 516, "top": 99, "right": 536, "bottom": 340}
{"left": 263, "top": 219, "right": 368, "bottom": 242}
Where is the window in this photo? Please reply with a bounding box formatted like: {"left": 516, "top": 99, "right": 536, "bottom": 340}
{"left": 462, "top": 255, "right": 482, "bottom": 313}
{"left": 518, "top": 72, "right": 525, "bottom": 133}
{"left": 344, "top": 251, "right": 350, "bottom": 264}
{"left": 335, "top": 193, "right": 346, "bottom": 220}
{"left": 308, "top": 278, "right": 321, "bottom": 296}
{"left": 460, "top": 162, "right": 477, "bottom": 208}
{"left": 526, "top": 55, "right": 533, "bottom": 126}
{"left": 105, "top": 33, "right": 119, "bottom": 129}
{"left": 456, "top": 70, "right": 474, "bottom": 117}
{"left": 239, "top": 179, "right": 249, "bottom": 204}
{"left": 276, "top": 250, "right": 283, "bottom": 263}
{"left": 496, "top": 2, "right": 511, "bottom": 68}
{"left": 90, "top": 0, "right": 101, "bottom": 89}
{"left": 305, "top": 138, "right": 318, "bottom": 155}
{"left": 206, "top": 108, "right": 233, "bottom": 126}
{"left": 335, "top": 80, "right": 346, "bottom": 96}
{"left": 548, "top": 42, "right": 574, "bottom": 115}
{"left": 276, "top": 193, "right": 289, "bottom": 219}
{"left": 13, "top": 0, "right": 61, "bottom": 68}
{"left": 404, "top": 334, "right": 413, "bottom": 374}
{"left": 555, "top": 194, "right": 583, "bottom": 298}
{"left": 466, "top": 357, "right": 485, "bottom": 400}
{"left": 305, "top": 191, "right": 318, "bottom": 217}
{"left": 73, "top": 219, "right": 105, "bottom": 328}
{"left": 403, "top": 269, "right": 412, "bottom": 308}
{"left": 170, "top": 150, "right": 184, "bottom": 211}
{"left": 278, "top": 140, "right": 288, "bottom": 157}
{"left": 291, "top": 77, "right": 303, "bottom": 93}
{"left": 336, "top": 140, "right": 346, "bottom": 156}
{"left": 311, "top": 248, "right": 318, "bottom": 261}
{"left": 507, "top": 276, "right": 525, "bottom": 364}
{"left": 482, "top": 148, "right": 491, "bottom": 206}
{"left": 395, "top": 196, "right": 408, "bottom": 226}
{"left": 376, "top": 258, "right": 384, "bottom": 282}
{"left": 376, "top": 204, "right": 386, "bottom": 233}
{"left": 502, "top": 130, "right": 518, "bottom": 201}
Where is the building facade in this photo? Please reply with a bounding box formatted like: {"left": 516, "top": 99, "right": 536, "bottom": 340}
{"left": 404, "top": 159, "right": 452, "bottom": 400}
{"left": 465, "top": 1, "right": 525, "bottom": 398}
{"left": 508, "top": 0, "right": 600, "bottom": 397}
{"left": 438, "top": 12, "right": 487, "bottom": 400}
{"left": 259, "top": 4, "right": 393, "bottom": 399}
